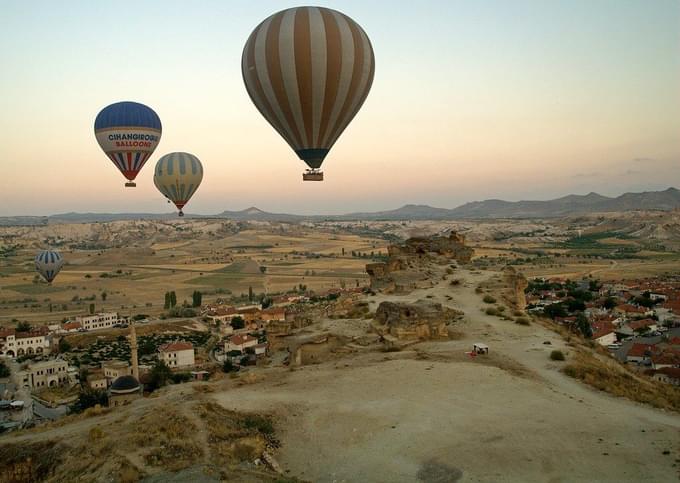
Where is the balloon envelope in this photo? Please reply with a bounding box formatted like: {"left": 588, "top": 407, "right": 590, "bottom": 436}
{"left": 153, "top": 152, "right": 203, "bottom": 216}
{"left": 242, "top": 6, "right": 375, "bottom": 172}
{"left": 94, "top": 101, "right": 162, "bottom": 185}
{"left": 35, "top": 250, "right": 64, "bottom": 283}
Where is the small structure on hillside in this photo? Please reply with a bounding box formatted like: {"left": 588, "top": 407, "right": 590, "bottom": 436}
{"left": 472, "top": 343, "right": 489, "bottom": 355}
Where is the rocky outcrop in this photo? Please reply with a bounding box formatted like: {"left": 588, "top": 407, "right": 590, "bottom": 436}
{"left": 366, "top": 232, "right": 473, "bottom": 293}
{"left": 389, "top": 232, "right": 474, "bottom": 263}
{"left": 501, "top": 267, "right": 528, "bottom": 310}
{"left": 372, "top": 300, "right": 462, "bottom": 340}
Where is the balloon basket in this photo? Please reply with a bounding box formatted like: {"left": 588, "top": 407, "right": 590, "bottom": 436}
{"left": 125, "top": 182, "right": 136, "bottom": 187}
{"left": 303, "top": 171, "right": 323, "bottom": 181}
{"left": 178, "top": 211, "right": 184, "bottom": 217}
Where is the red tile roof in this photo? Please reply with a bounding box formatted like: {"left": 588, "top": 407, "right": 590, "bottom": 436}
{"left": 158, "top": 341, "right": 193, "bottom": 352}
{"left": 628, "top": 319, "right": 656, "bottom": 331}
{"left": 592, "top": 321, "right": 615, "bottom": 340}
{"left": 655, "top": 367, "right": 680, "bottom": 379}
{"left": 228, "top": 334, "right": 258, "bottom": 346}
{"left": 627, "top": 343, "right": 655, "bottom": 358}
{"left": 63, "top": 322, "right": 82, "bottom": 330}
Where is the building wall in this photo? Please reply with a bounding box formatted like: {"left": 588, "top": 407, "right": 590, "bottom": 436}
{"left": 75, "top": 313, "right": 120, "bottom": 331}
{"left": 0, "top": 334, "right": 50, "bottom": 357}
{"left": 595, "top": 332, "right": 617, "bottom": 346}
{"left": 17, "top": 360, "right": 69, "bottom": 390}
{"left": 160, "top": 349, "right": 195, "bottom": 368}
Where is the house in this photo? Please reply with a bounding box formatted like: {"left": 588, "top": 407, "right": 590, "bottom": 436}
{"left": 74, "top": 312, "right": 121, "bottom": 331}
{"left": 650, "top": 349, "right": 680, "bottom": 370}
{"left": 62, "top": 322, "right": 82, "bottom": 332}
{"left": 651, "top": 367, "right": 680, "bottom": 386}
{"left": 614, "top": 304, "right": 652, "bottom": 318}
{"left": 158, "top": 341, "right": 195, "bottom": 368}
{"left": 0, "top": 327, "right": 51, "bottom": 358}
{"left": 591, "top": 320, "right": 617, "bottom": 346}
{"left": 102, "top": 360, "right": 132, "bottom": 385}
{"left": 253, "top": 342, "right": 268, "bottom": 356}
{"left": 626, "top": 344, "right": 655, "bottom": 364}
{"left": 224, "top": 334, "right": 259, "bottom": 353}
{"left": 627, "top": 318, "right": 657, "bottom": 334}
{"left": 86, "top": 370, "right": 107, "bottom": 390}
{"left": 15, "top": 359, "right": 71, "bottom": 390}
{"left": 261, "top": 307, "right": 286, "bottom": 322}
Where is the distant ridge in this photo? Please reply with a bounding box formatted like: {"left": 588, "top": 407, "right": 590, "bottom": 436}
{"left": 1, "top": 188, "right": 678, "bottom": 225}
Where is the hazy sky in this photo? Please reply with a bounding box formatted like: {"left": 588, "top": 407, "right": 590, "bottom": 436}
{"left": 1, "top": 0, "right": 678, "bottom": 215}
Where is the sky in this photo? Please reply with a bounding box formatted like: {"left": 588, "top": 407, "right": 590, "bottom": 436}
{"left": 0, "top": 0, "right": 678, "bottom": 216}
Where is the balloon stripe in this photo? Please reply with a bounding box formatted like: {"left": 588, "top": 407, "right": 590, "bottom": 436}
{"left": 244, "top": 28, "right": 290, "bottom": 144}
{"left": 320, "top": 11, "right": 355, "bottom": 147}
{"left": 326, "top": 15, "right": 373, "bottom": 148}
{"left": 317, "top": 8, "right": 342, "bottom": 147}
{"left": 254, "top": 18, "right": 300, "bottom": 148}
{"left": 265, "top": 12, "right": 304, "bottom": 149}
{"left": 293, "top": 7, "right": 314, "bottom": 147}
{"left": 280, "top": 8, "right": 308, "bottom": 147}
{"left": 308, "top": 7, "right": 327, "bottom": 146}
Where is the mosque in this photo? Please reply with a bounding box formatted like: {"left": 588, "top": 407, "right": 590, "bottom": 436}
{"left": 108, "top": 324, "right": 142, "bottom": 407}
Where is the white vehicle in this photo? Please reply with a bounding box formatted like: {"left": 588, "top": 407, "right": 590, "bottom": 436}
{"left": 607, "top": 343, "right": 622, "bottom": 350}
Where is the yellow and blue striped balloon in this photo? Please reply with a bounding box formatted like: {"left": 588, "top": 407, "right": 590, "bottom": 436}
{"left": 153, "top": 152, "right": 203, "bottom": 217}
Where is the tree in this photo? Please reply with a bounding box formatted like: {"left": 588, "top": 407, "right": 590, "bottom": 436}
{"left": 101, "top": 291, "right": 107, "bottom": 301}
{"left": 543, "top": 303, "right": 567, "bottom": 319}
{"left": 164, "top": 292, "right": 171, "bottom": 310}
{"left": 0, "top": 360, "right": 10, "bottom": 378}
{"left": 70, "top": 389, "right": 108, "bottom": 413}
{"left": 248, "top": 286, "right": 254, "bottom": 302}
{"left": 192, "top": 290, "right": 203, "bottom": 307}
{"left": 261, "top": 296, "right": 273, "bottom": 309}
{"left": 575, "top": 313, "right": 592, "bottom": 338}
{"left": 169, "top": 291, "right": 177, "bottom": 308}
{"left": 222, "top": 359, "right": 237, "bottom": 373}
{"left": 602, "top": 297, "right": 617, "bottom": 310}
{"left": 58, "top": 338, "right": 72, "bottom": 353}
{"left": 259, "top": 266, "right": 267, "bottom": 274}
{"left": 89, "top": 303, "right": 95, "bottom": 315}
{"left": 16, "top": 321, "right": 31, "bottom": 332}
{"left": 148, "top": 360, "right": 172, "bottom": 391}
{"left": 231, "top": 316, "right": 245, "bottom": 330}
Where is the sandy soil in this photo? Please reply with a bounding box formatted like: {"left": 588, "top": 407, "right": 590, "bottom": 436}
{"left": 213, "top": 270, "right": 680, "bottom": 483}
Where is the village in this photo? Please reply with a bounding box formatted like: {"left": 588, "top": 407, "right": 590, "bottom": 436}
{"left": 0, "top": 283, "right": 370, "bottom": 432}
{"left": 525, "top": 275, "right": 680, "bottom": 384}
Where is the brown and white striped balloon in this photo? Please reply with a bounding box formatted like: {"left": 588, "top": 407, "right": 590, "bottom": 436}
{"left": 242, "top": 6, "right": 375, "bottom": 172}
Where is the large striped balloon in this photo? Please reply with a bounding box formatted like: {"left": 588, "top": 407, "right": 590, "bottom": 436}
{"left": 94, "top": 101, "right": 162, "bottom": 187}
{"left": 35, "top": 250, "right": 64, "bottom": 284}
{"left": 242, "top": 6, "right": 375, "bottom": 179}
{"left": 153, "top": 152, "right": 203, "bottom": 217}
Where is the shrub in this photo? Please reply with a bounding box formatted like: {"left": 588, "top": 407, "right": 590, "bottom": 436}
{"left": 475, "top": 287, "right": 483, "bottom": 294}
{"left": 485, "top": 307, "right": 498, "bottom": 316}
{"left": 550, "top": 350, "right": 565, "bottom": 361}
{"left": 483, "top": 295, "right": 496, "bottom": 304}
{"left": 496, "top": 305, "right": 506, "bottom": 313}
{"left": 242, "top": 414, "right": 274, "bottom": 435}
{"left": 515, "top": 317, "right": 530, "bottom": 326}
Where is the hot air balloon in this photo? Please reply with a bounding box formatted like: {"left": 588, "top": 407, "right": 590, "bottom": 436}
{"left": 153, "top": 152, "right": 203, "bottom": 217}
{"left": 242, "top": 6, "right": 375, "bottom": 181}
{"left": 35, "top": 250, "right": 64, "bottom": 284}
{"left": 94, "top": 101, "right": 162, "bottom": 187}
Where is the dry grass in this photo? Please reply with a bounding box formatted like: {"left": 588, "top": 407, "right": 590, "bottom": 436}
{"left": 563, "top": 350, "right": 680, "bottom": 412}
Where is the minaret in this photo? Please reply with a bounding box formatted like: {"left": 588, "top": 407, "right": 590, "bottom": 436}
{"left": 129, "top": 323, "right": 139, "bottom": 380}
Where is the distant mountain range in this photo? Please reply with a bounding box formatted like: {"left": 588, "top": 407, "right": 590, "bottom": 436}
{"left": 2, "top": 188, "right": 679, "bottom": 225}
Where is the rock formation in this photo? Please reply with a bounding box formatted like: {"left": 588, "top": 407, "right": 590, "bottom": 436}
{"left": 372, "top": 300, "right": 463, "bottom": 340}
{"left": 366, "top": 232, "right": 473, "bottom": 293}
{"left": 501, "top": 267, "right": 528, "bottom": 310}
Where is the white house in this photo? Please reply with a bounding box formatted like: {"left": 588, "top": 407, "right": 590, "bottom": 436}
{"left": 74, "top": 313, "right": 121, "bottom": 331}
{"left": 0, "top": 327, "right": 51, "bottom": 358}
{"left": 224, "top": 334, "right": 259, "bottom": 353}
{"left": 15, "top": 359, "right": 72, "bottom": 390}
{"left": 158, "top": 341, "right": 195, "bottom": 368}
